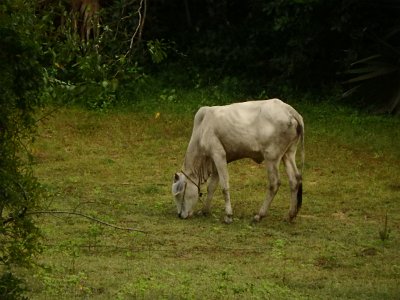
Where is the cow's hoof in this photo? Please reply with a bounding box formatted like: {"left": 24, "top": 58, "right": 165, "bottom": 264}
{"left": 287, "top": 211, "right": 297, "bottom": 222}
{"left": 253, "top": 214, "right": 262, "bottom": 223}
{"left": 224, "top": 215, "right": 233, "bottom": 224}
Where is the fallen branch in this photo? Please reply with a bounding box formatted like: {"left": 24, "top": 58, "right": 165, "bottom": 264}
{"left": 27, "top": 210, "right": 147, "bottom": 233}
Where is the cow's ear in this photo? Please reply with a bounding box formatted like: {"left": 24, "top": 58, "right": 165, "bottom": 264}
{"left": 172, "top": 180, "right": 185, "bottom": 196}
{"left": 174, "top": 173, "right": 180, "bottom": 183}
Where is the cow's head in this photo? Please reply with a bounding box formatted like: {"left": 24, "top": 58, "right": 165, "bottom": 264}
{"left": 172, "top": 172, "right": 199, "bottom": 219}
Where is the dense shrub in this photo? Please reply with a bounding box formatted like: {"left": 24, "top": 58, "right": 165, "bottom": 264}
{"left": 0, "top": 1, "right": 44, "bottom": 297}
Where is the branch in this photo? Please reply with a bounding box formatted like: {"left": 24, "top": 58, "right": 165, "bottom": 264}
{"left": 137, "top": 0, "right": 147, "bottom": 44}
{"left": 26, "top": 210, "right": 147, "bottom": 233}
{"left": 34, "top": 81, "right": 90, "bottom": 125}
{"left": 0, "top": 171, "right": 29, "bottom": 225}
{"left": 125, "top": 0, "right": 147, "bottom": 57}
{"left": 34, "top": 106, "right": 64, "bottom": 125}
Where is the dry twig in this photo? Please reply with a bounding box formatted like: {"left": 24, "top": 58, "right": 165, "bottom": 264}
{"left": 26, "top": 210, "right": 147, "bottom": 233}
{"left": 126, "top": 0, "right": 147, "bottom": 56}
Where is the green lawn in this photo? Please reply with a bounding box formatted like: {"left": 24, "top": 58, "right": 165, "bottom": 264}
{"left": 26, "top": 99, "right": 400, "bottom": 299}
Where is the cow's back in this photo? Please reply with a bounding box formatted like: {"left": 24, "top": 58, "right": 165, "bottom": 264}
{"left": 211, "top": 99, "right": 300, "bottom": 142}
{"left": 191, "top": 99, "right": 302, "bottom": 163}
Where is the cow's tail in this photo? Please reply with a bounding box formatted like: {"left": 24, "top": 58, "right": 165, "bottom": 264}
{"left": 297, "top": 180, "right": 303, "bottom": 211}
{"left": 295, "top": 114, "right": 305, "bottom": 212}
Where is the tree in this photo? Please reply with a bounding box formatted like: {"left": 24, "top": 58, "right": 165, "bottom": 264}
{"left": 0, "top": 1, "right": 45, "bottom": 297}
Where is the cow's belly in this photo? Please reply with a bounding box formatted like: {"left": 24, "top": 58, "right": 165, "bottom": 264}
{"left": 226, "top": 147, "right": 264, "bottom": 164}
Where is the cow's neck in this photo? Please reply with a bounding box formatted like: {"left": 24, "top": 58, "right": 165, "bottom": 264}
{"left": 182, "top": 143, "right": 212, "bottom": 185}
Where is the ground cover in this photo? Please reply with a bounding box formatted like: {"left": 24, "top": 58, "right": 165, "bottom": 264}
{"left": 20, "top": 97, "right": 400, "bottom": 299}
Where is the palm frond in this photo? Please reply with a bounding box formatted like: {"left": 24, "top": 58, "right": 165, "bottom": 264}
{"left": 345, "top": 66, "right": 398, "bottom": 83}
{"left": 350, "top": 55, "right": 381, "bottom": 66}
{"left": 343, "top": 24, "right": 400, "bottom": 114}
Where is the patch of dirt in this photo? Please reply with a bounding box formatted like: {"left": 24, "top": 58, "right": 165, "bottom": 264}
{"left": 332, "top": 211, "right": 347, "bottom": 220}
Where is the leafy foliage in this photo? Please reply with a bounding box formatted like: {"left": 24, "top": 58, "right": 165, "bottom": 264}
{"left": 36, "top": 0, "right": 158, "bottom": 110}
{"left": 3, "top": 0, "right": 394, "bottom": 113}
{"left": 0, "top": 0, "right": 45, "bottom": 297}
{"left": 0, "top": 272, "right": 27, "bottom": 300}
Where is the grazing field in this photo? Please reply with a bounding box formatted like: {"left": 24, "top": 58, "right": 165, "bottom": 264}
{"left": 26, "top": 100, "right": 400, "bottom": 299}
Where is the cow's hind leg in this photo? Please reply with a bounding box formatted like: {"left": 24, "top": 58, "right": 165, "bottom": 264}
{"left": 283, "top": 149, "right": 302, "bottom": 221}
{"left": 254, "top": 159, "right": 281, "bottom": 222}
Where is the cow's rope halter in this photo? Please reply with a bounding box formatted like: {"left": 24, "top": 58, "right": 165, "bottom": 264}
{"left": 181, "top": 170, "right": 203, "bottom": 198}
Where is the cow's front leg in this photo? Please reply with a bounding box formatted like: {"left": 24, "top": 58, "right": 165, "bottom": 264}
{"left": 222, "top": 188, "right": 233, "bottom": 224}
{"left": 212, "top": 153, "right": 233, "bottom": 224}
{"left": 202, "top": 172, "right": 219, "bottom": 216}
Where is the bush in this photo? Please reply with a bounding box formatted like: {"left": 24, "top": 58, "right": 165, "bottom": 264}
{"left": 0, "top": 0, "right": 45, "bottom": 297}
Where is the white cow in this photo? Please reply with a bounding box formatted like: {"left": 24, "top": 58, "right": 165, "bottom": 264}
{"left": 172, "top": 99, "right": 304, "bottom": 223}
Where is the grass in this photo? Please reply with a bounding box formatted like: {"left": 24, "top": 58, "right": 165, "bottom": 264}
{"left": 18, "top": 92, "right": 400, "bottom": 298}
